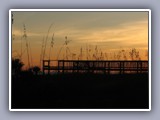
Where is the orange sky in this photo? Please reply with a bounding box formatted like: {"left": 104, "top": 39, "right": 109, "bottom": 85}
{"left": 11, "top": 11, "right": 149, "bottom": 69}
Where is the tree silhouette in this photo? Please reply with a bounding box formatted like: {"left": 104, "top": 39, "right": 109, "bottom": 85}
{"left": 32, "top": 66, "right": 40, "bottom": 75}
{"left": 12, "top": 58, "right": 24, "bottom": 75}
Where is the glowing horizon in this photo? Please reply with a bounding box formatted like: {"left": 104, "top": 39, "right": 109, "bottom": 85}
{"left": 11, "top": 11, "right": 149, "bottom": 69}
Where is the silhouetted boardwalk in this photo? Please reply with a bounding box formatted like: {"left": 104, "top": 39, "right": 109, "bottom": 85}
{"left": 43, "top": 60, "right": 148, "bottom": 75}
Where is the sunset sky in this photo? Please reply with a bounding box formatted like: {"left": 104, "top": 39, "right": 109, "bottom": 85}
{"left": 11, "top": 10, "right": 149, "bottom": 69}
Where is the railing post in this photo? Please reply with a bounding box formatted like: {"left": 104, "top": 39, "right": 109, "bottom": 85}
{"left": 43, "top": 60, "right": 45, "bottom": 75}
{"left": 120, "top": 61, "right": 122, "bottom": 74}
{"left": 108, "top": 62, "right": 110, "bottom": 74}
{"left": 62, "top": 60, "right": 64, "bottom": 74}
{"left": 77, "top": 61, "right": 79, "bottom": 73}
{"left": 140, "top": 61, "right": 142, "bottom": 73}
{"left": 122, "top": 61, "right": 124, "bottom": 74}
{"left": 58, "top": 61, "right": 59, "bottom": 74}
{"left": 104, "top": 61, "right": 106, "bottom": 74}
{"left": 137, "top": 61, "right": 138, "bottom": 74}
{"left": 48, "top": 60, "right": 50, "bottom": 75}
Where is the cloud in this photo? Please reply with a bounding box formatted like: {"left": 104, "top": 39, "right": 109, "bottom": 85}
{"left": 13, "top": 28, "right": 42, "bottom": 37}
{"left": 61, "top": 19, "right": 148, "bottom": 48}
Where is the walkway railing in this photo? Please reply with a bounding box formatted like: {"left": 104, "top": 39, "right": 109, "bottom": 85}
{"left": 43, "top": 60, "right": 148, "bottom": 75}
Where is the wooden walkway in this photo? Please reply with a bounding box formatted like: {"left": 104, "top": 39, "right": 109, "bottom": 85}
{"left": 43, "top": 60, "right": 148, "bottom": 74}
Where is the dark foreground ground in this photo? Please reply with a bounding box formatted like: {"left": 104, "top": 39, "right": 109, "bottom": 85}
{"left": 11, "top": 73, "right": 149, "bottom": 109}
